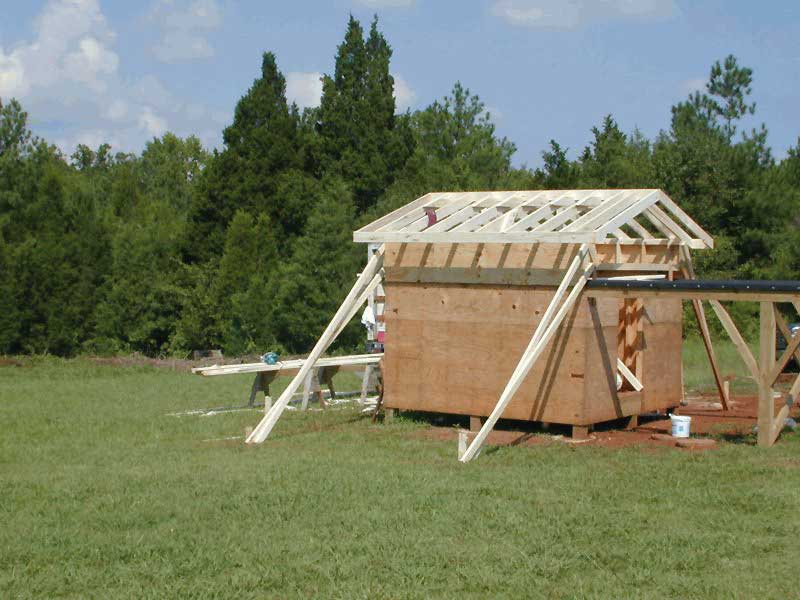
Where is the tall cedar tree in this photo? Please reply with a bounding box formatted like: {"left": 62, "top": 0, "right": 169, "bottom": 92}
{"left": 317, "top": 16, "right": 407, "bottom": 213}
{"left": 184, "top": 52, "right": 299, "bottom": 261}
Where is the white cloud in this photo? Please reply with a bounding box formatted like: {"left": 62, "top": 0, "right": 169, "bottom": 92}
{"left": 0, "top": 0, "right": 224, "bottom": 153}
{"left": 286, "top": 71, "right": 323, "bottom": 109}
{"left": 393, "top": 74, "right": 416, "bottom": 110}
{"left": 0, "top": 0, "right": 117, "bottom": 98}
{"left": 286, "top": 71, "right": 416, "bottom": 112}
{"left": 354, "top": 0, "right": 415, "bottom": 7}
{"left": 138, "top": 107, "right": 168, "bottom": 137}
{"left": 491, "top": 0, "right": 678, "bottom": 29}
{"left": 150, "top": 0, "right": 222, "bottom": 63}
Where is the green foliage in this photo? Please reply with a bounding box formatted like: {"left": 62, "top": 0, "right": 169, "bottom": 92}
{"left": 317, "top": 16, "right": 410, "bottom": 213}
{"left": 2, "top": 38, "right": 800, "bottom": 358}
{"left": 373, "top": 82, "right": 517, "bottom": 217}
{"left": 273, "top": 177, "right": 361, "bottom": 353}
{"left": 184, "top": 52, "right": 300, "bottom": 262}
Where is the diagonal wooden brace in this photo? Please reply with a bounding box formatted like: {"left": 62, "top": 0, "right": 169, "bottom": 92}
{"left": 246, "top": 246, "right": 384, "bottom": 444}
{"left": 460, "top": 244, "right": 594, "bottom": 463}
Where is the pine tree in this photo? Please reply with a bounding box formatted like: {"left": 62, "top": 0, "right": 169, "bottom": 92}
{"left": 184, "top": 52, "right": 299, "bottom": 261}
{"left": 272, "top": 177, "right": 361, "bottom": 352}
{"left": 317, "top": 16, "right": 407, "bottom": 213}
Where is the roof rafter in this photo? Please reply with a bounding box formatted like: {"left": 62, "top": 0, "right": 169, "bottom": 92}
{"left": 354, "top": 189, "right": 713, "bottom": 249}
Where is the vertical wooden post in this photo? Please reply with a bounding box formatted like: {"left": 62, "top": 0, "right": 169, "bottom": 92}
{"left": 572, "top": 425, "right": 590, "bottom": 440}
{"left": 469, "top": 416, "right": 482, "bottom": 432}
{"left": 758, "top": 302, "right": 776, "bottom": 447}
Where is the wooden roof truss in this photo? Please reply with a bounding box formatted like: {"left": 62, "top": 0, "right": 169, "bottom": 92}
{"left": 354, "top": 189, "right": 713, "bottom": 249}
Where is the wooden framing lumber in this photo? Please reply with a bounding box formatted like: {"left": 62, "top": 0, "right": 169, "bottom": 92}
{"left": 459, "top": 244, "right": 595, "bottom": 463}
{"left": 680, "top": 247, "right": 730, "bottom": 409}
{"left": 768, "top": 325, "right": 800, "bottom": 385}
{"left": 774, "top": 307, "right": 800, "bottom": 366}
{"left": 708, "top": 300, "right": 760, "bottom": 381}
{"left": 353, "top": 189, "right": 711, "bottom": 248}
{"left": 193, "top": 354, "right": 381, "bottom": 377}
{"left": 758, "top": 302, "right": 776, "bottom": 447}
{"left": 617, "top": 358, "right": 643, "bottom": 391}
{"left": 771, "top": 403, "right": 791, "bottom": 445}
{"left": 246, "top": 246, "right": 385, "bottom": 444}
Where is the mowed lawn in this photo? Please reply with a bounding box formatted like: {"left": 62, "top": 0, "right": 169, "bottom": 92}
{"left": 1, "top": 349, "right": 799, "bottom": 599}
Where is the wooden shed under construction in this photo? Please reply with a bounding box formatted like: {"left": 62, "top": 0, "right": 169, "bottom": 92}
{"left": 353, "top": 189, "right": 706, "bottom": 443}
{"left": 245, "top": 188, "right": 800, "bottom": 462}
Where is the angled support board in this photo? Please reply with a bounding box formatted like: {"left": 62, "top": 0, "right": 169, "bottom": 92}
{"left": 246, "top": 246, "right": 385, "bottom": 444}
{"left": 708, "top": 300, "right": 760, "bottom": 381}
{"left": 680, "top": 246, "right": 730, "bottom": 410}
{"left": 459, "top": 244, "right": 595, "bottom": 463}
{"left": 617, "top": 358, "right": 643, "bottom": 391}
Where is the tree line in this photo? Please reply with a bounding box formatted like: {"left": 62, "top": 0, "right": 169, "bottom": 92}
{"left": 1, "top": 16, "right": 799, "bottom": 357}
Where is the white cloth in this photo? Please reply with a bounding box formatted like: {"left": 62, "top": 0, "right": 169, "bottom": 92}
{"left": 361, "top": 305, "right": 376, "bottom": 329}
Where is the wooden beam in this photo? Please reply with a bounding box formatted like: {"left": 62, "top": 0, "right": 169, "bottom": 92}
{"left": 246, "top": 247, "right": 385, "bottom": 444}
{"left": 617, "top": 358, "right": 643, "bottom": 391}
{"left": 593, "top": 190, "right": 660, "bottom": 237}
{"left": 774, "top": 307, "right": 800, "bottom": 366}
{"left": 758, "top": 301, "right": 776, "bottom": 447}
{"left": 768, "top": 323, "right": 800, "bottom": 385}
{"left": 709, "top": 300, "right": 760, "bottom": 381}
{"left": 771, "top": 403, "right": 790, "bottom": 445}
{"left": 680, "top": 247, "right": 729, "bottom": 409}
{"left": 655, "top": 194, "right": 715, "bottom": 249}
{"left": 588, "top": 288, "right": 800, "bottom": 303}
{"left": 460, "top": 244, "right": 594, "bottom": 463}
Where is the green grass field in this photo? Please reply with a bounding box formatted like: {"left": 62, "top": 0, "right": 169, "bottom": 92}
{"left": 1, "top": 344, "right": 799, "bottom": 598}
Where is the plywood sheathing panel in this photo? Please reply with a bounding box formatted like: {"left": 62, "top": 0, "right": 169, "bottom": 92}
{"left": 383, "top": 283, "right": 683, "bottom": 426}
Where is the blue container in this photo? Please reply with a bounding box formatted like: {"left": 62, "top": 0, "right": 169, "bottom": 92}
{"left": 262, "top": 352, "right": 279, "bottom": 365}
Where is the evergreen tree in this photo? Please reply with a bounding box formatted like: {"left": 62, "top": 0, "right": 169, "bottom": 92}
{"left": 374, "top": 83, "right": 517, "bottom": 216}
{"left": 184, "top": 52, "right": 299, "bottom": 261}
{"left": 317, "top": 16, "right": 408, "bottom": 213}
{"left": 272, "top": 177, "right": 361, "bottom": 352}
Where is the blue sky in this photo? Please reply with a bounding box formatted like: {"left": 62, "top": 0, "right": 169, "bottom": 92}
{"left": 1, "top": 0, "right": 798, "bottom": 167}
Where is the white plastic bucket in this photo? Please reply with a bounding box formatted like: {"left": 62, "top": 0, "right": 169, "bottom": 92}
{"left": 670, "top": 414, "right": 691, "bottom": 438}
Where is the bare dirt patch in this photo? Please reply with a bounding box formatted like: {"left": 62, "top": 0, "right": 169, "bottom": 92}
{"left": 410, "top": 392, "right": 799, "bottom": 452}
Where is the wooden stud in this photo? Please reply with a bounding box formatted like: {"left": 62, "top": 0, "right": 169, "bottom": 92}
{"left": 617, "top": 358, "right": 643, "bottom": 391}
{"left": 469, "top": 416, "right": 482, "bottom": 432}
